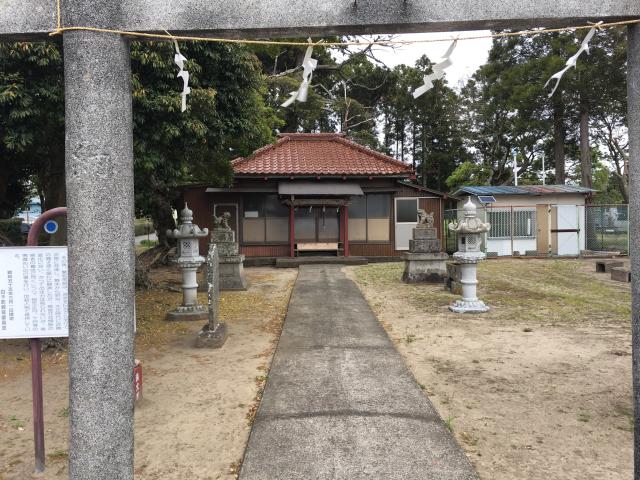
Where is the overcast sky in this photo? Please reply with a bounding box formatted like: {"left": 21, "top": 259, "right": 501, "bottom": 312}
{"left": 347, "top": 31, "right": 494, "bottom": 89}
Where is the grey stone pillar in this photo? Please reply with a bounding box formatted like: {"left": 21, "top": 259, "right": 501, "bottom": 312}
{"left": 628, "top": 24, "right": 640, "bottom": 480}
{"left": 64, "top": 31, "right": 135, "bottom": 480}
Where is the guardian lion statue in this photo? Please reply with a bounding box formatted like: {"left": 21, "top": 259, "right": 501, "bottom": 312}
{"left": 417, "top": 209, "right": 435, "bottom": 228}
{"left": 213, "top": 212, "right": 231, "bottom": 230}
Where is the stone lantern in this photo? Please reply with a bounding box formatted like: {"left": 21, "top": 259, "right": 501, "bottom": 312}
{"left": 166, "top": 203, "right": 209, "bottom": 321}
{"left": 448, "top": 197, "right": 491, "bottom": 313}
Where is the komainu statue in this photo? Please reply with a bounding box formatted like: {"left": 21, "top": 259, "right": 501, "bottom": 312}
{"left": 417, "top": 209, "right": 435, "bottom": 228}
{"left": 213, "top": 212, "right": 231, "bottom": 230}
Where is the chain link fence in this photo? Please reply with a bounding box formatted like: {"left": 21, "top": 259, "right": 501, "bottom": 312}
{"left": 445, "top": 204, "right": 606, "bottom": 257}
{"left": 585, "top": 204, "right": 629, "bottom": 254}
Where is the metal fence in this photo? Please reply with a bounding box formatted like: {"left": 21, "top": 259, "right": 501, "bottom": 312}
{"left": 445, "top": 203, "right": 629, "bottom": 256}
{"left": 445, "top": 206, "right": 538, "bottom": 256}
{"left": 444, "top": 207, "right": 488, "bottom": 255}
{"left": 585, "top": 204, "right": 629, "bottom": 254}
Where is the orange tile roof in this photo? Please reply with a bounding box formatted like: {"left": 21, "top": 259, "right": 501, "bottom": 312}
{"left": 231, "top": 133, "right": 414, "bottom": 177}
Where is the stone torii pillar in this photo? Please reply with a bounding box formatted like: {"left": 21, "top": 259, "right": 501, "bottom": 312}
{"left": 628, "top": 23, "right": 640, "bottom": 477}
{"left": 65, "top": 28, "right": 136, "bottom": 479}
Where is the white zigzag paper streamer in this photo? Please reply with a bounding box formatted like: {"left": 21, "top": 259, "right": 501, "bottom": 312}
{"left": 282, "top": 39, "right": 318, "bottom": 108}
{"left": 545, "top": 22, "right": 602, "bottom": 97}
{"left": 172, "top": 38, "right": 191, "bottom": 112}
{"left": 412, "top": 40, "right": 457, "bottom": 99}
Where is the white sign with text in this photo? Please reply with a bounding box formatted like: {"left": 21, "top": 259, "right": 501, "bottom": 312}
{"left": 0, "top": 247, "right": 69, "bottom": 339}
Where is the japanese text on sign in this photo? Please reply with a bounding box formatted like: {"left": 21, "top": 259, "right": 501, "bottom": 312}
{"left": 0, "top": 247, "right": 68, "bottom": 339}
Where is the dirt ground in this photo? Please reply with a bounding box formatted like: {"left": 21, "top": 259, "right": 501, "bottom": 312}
{"left": 0, "top": 266, "right": 297, "bottom": 480}
{"left": 346, "top": 258, "right": 633, "bottom": 480}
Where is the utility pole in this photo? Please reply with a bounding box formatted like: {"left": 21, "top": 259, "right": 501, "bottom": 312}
{"left": 512, "top": 149, "right": 519, "bottom": 186}
{"left": 542, "top": 154, "right": 546, "bottom": 186}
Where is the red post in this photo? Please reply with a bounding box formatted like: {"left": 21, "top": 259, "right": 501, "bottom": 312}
{"left": 344, "top": 205, "right": 350, "bottom": 257}
{"left": 30, "top": 339, "right": 44, "bottom": 472}
{"left": 289, "top": 203, "right": 295, "bottom": 258}
{"left": 27, "top": 207, "right": 68, "bottom": 473}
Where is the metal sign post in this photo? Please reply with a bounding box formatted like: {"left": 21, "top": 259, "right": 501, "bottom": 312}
{"left": 25, "top": 207, "right": 68, "bottom": 473}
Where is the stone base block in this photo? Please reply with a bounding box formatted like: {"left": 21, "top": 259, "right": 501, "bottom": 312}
{"left": 409, "top": 238, "right": 441, "bottom": 253}
{"left": 596, "top": 260, "right": 624, "bottom": 273}
{"left": 195, "top": 322, "right": 228, "bottom": 348}
{"left": 413, "top": 227, "right": 438, "bottom": 240}
{"left": 402, "top": 252, "right": 448, "bottom": 284}
{"left": 444, "top": 278, "right": 463, "bottom": 295}
{"left": 212, "top": 230, "right": 234, "bottom": 243}
{"left": 220, "top": 255, "right": 247, "bottom": 290}
{"left": 216, "top": 242, "right": 239, "bottom": 256}
{"left": 611, "top": 267, "right": 631, "bottom": 283}
{"left": 166, "top": 304, "right": 208, "bottom": 321}
{"left": 449, "top": 299, "right": 489, "bottom": 313}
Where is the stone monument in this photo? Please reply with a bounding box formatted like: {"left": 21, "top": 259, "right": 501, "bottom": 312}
{"left": 402, "top": 209, "right": 448, "bottom": 283}
{"left": 195, "top": 244, "right": 228, "bottom": 348}
{"left": 166, "top": 204, "right": 209, "bottom": 321}
{"left": 448, "top": 197, "right": 491, "bottom": 313}
{"left": 210, "top": 212, "right": 247, "bottom": 290}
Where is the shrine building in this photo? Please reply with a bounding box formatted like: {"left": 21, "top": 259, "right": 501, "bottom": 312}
{"left": 183, "top": 133, "right": 449, "bottom": 259}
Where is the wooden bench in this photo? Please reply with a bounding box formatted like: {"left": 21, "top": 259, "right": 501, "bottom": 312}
{"left": 295, "top": 242, "right": 340, "bottom": 256}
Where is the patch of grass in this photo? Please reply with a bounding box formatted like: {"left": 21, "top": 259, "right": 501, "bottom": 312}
{"left": 613, "top": 404, "right": 634, "bottom": 431}
{"left": 352, "top": 259, "right": 631, "bottom": 328}
{"left": 9, "top": 415, "right": 24, "bottom": 429}
{"left": 459, "top": 431, "right": 478, "bottom": 446}
{"left": 479, "top": 260, "right": 631, "bottom": 325}
{"left": 405, "top": 333, "right": 417, "bottom": 344}
{"left": 58, "top": 407, "right": 69, "bottom": 418}
{"left": 47, "top": 450, "right": 68, "bottom": 461}
{"left": 577, "top": 412, "right": 591, "bottom": 423}
{"left": 444, "top": 415, "right": 455, "bottom": 432}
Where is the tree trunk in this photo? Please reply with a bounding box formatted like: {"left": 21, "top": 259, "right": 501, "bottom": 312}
{"left": 579, "top": 101, "right": 593, "bottom": 196}
{"left": 411, "top": 124, "right": 416, "bottom": 171}
{"left": 614, "top": 172, "right": 630, "bottom": 203}
{"left": 553, "top": 100, "right": 566, "bottom": 185}
{"left": 152, "top": 194, "right": 176, "bottom": 247}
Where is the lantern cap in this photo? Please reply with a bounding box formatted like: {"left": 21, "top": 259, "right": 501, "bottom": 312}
{"left": 179, "top": 203, "right": 194, "bottom": 223}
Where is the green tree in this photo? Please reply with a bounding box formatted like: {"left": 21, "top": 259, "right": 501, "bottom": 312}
{"left": 0, "top": 41, "right": 280, "bottom": 245}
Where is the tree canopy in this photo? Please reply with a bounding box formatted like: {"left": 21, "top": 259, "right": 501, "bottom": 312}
{"left": 0, "top": 28, "right": 631, "bottom": 228}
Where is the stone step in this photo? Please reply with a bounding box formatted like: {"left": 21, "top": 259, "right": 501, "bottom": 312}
{"left": 275, "top": 256, "right": 368, "bottom": 268}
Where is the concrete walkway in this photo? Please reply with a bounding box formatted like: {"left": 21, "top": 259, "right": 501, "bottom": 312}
{"left": 239, "top": 265, "right": 478, "bottom": 480}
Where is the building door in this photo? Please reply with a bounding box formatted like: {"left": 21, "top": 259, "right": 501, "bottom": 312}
{"left": 213, "top": 203, "right": 239, "bottom": 242}
{"left": 294, "top": 206, "right": 339, "bottom": 243}
{"left": 395, "top": 198, "right": 418, "bottom": 251}
{"left": 536, "top": 204, "right": 551, "bottom": 255}
{"left": 554, "top": 205, "right": 580, "bottom": 256}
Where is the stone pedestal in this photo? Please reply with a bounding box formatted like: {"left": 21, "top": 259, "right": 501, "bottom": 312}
{"left": 402, "top": 225, "right": 448, "bottom": 283}
{"left": 448, "top": 255, "right": 489, "bottom": 313}
{"left": 210, "top": 225, "right": 247, "bottom": 291}
{"left": 166, "top": 261, "right": 208, "bottom": 321}
{"left": 219, "top": 255, "right": 247, "bottom": 290}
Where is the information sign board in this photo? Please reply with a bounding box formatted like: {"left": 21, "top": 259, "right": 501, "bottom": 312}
{"left": 0, "top": 247, "right": 68, "bottom": 339}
